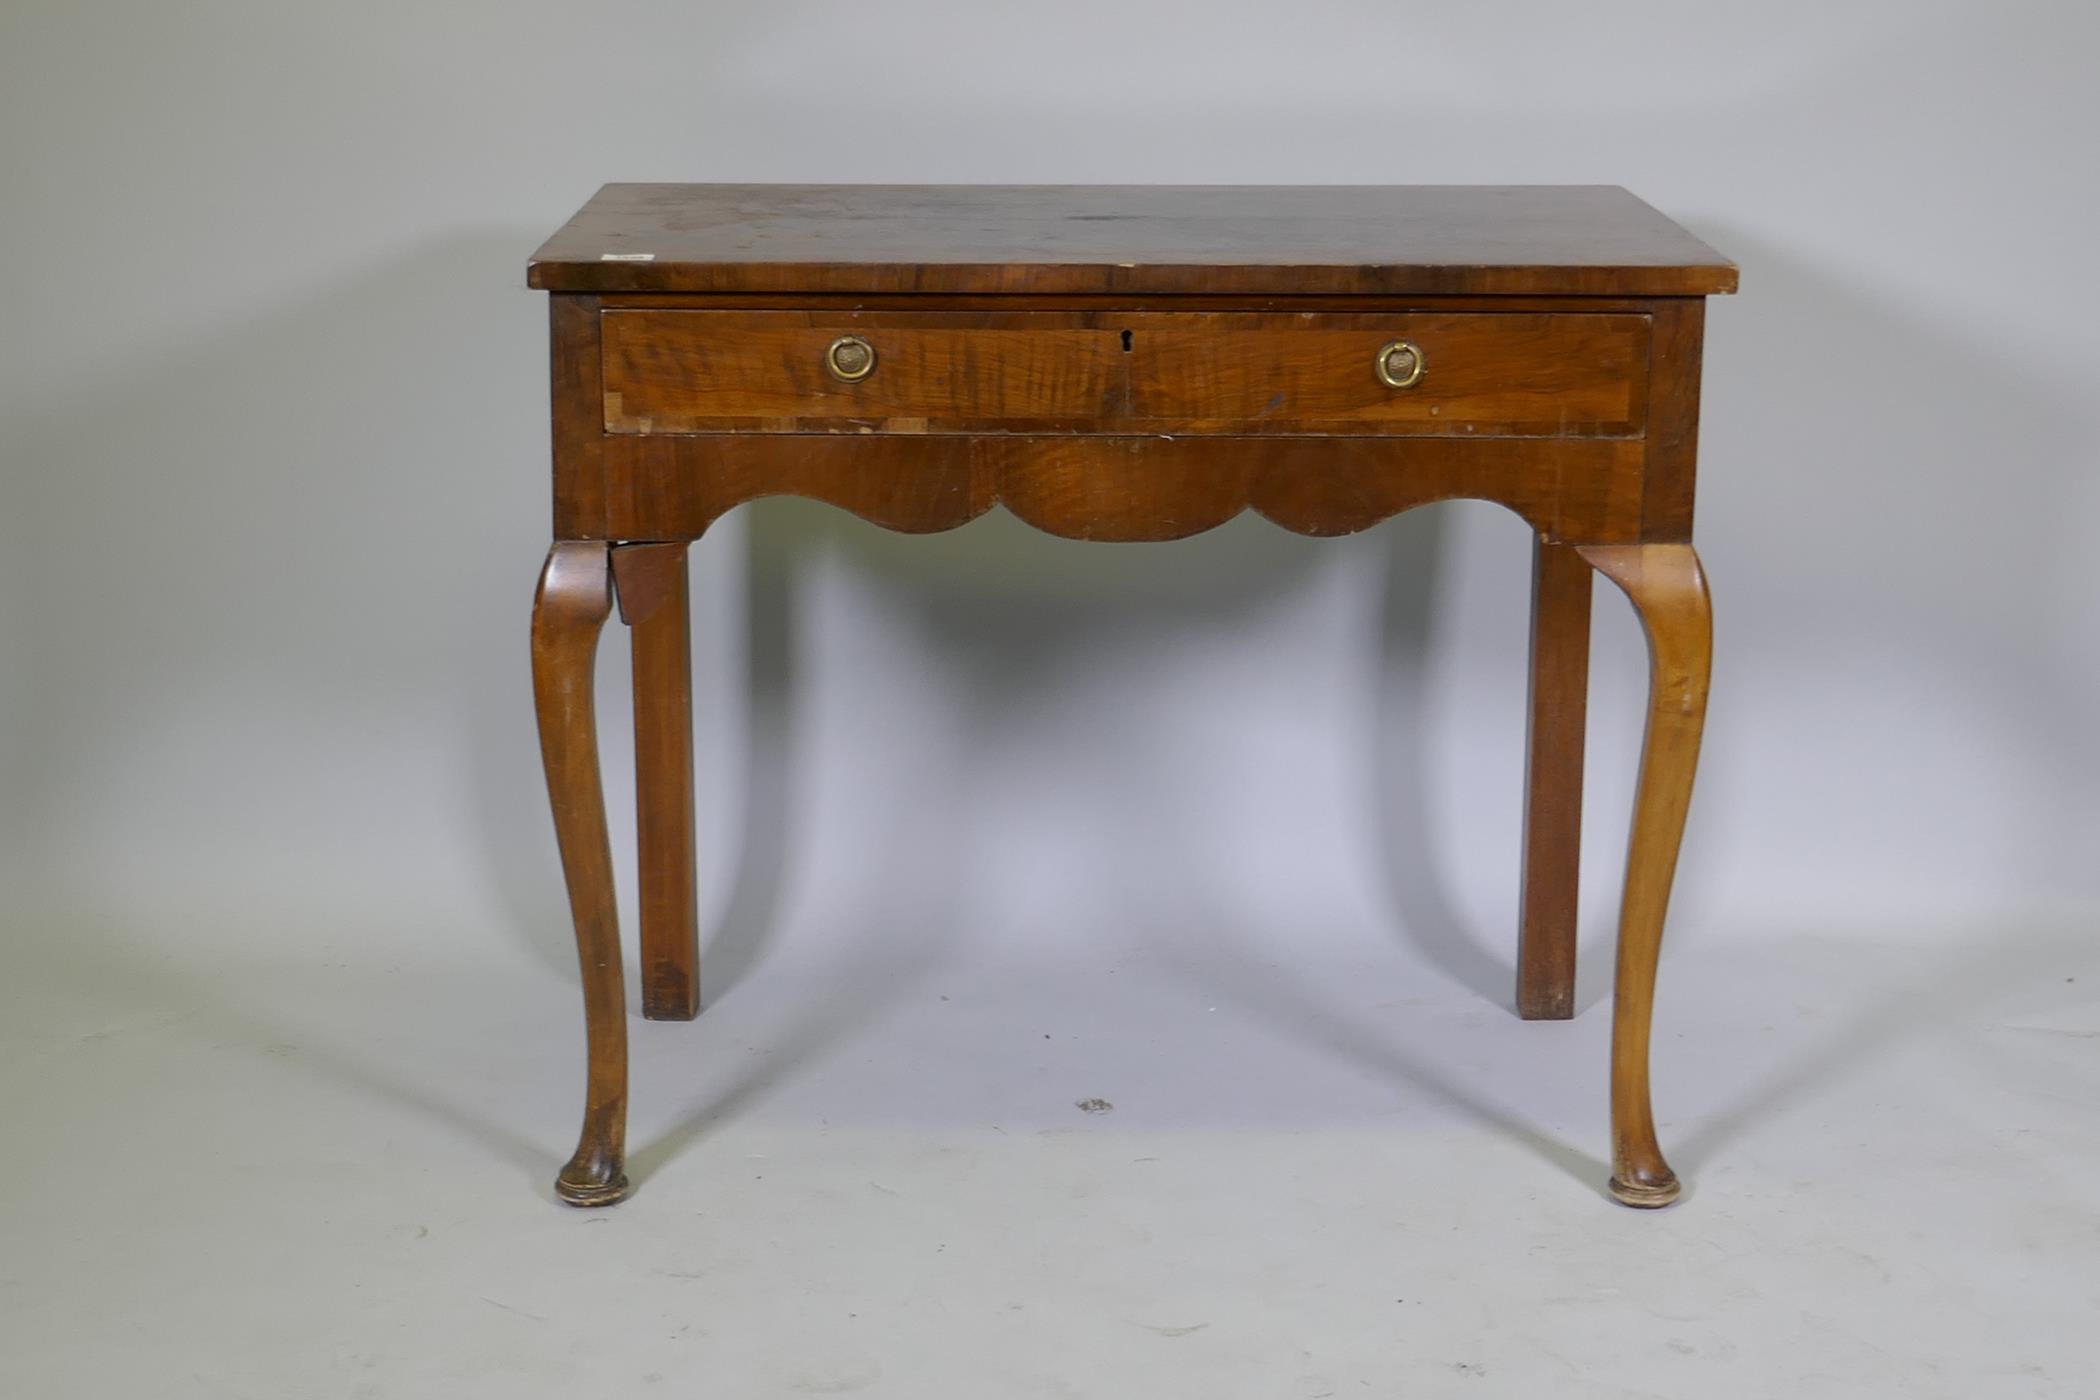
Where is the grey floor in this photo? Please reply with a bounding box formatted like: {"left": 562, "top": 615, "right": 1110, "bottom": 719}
{"left": 3, "top": 914, "right": 2095, "bottom": 1398}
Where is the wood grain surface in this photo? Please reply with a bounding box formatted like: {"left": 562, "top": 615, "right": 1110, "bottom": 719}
{"left": 600, "top": 309, "right": 1649, "bottom": 438}
{"left": 1579, "top": 543, "right": 1712, "bottom": 1209}
{"left": 601, "top": 433, "right": 1646, "bottom": 543}
{"left": 530, "top": 185, "right": 1737, "bottom": 297}
{"left": 612, "top": 542, "right": 699, "bottom": 1022}
{"left": 1517, "top": 539, "right": 1593, "bottom": 1020}
{"left": 530, "top": 543, "right": 630, "bottom": 1207}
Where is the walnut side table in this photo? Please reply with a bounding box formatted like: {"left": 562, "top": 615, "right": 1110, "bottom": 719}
{"left": 525, "top": 184, "right": 1735, "bottom": 1208}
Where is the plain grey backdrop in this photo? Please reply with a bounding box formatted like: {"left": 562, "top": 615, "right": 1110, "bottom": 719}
{"left": 7, "top": 0, "right": 2099, "bottom": 969}
{"left": 4, "top": 3, "right": 2099, "bottom": 1396}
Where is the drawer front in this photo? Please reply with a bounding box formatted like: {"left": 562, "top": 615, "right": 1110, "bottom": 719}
{"left": 1129, "top": 312, "right": 1648, "bottom": 436}
{"left": 600, "top": 309, "right": 1650, "bottom": 438}
{"left": 603, "top": 311, "right": 1125, "bottom": 433}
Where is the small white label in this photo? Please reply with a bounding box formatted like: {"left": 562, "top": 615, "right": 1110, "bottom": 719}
{"left": 599, "top": 252, "right": 656, "bottom": 262}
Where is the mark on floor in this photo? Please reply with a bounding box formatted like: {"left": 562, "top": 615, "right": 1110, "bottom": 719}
{"left": 1076, "top": 1098, "right": 1114, "bottom": 1114}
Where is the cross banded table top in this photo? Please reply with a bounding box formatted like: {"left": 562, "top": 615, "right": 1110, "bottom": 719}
{"left": 527, "top": 184, "right": 1738, "bottom": 298}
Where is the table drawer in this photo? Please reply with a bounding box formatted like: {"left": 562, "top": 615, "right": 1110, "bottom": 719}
{"left": 600, "top": 310, "right": 1650, "bottom": 438}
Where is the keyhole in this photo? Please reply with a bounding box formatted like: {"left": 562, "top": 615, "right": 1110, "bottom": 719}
{"left": 1120, "top": 329, "right": 1133, "bottom": 352}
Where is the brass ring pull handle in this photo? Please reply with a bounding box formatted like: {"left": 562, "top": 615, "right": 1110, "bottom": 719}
{"left": 825, "top": 334, "right": 876, "bottom": 382}
{"left": 1374, "top": 339, "right": 1425, "bottom": 389}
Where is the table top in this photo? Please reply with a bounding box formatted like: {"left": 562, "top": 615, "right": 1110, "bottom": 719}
{"left": 528, "top": 184, "right": 1736, "bottom": 298}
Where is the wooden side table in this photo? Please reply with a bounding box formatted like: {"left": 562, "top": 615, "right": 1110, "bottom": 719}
{"left": 525, "top": 185, "right": 1736, "bottom": 1208}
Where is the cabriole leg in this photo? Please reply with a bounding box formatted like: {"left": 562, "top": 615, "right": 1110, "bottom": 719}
{"left": 1577, "top": 543, "right": 1712, "bottom": 1208}
{"left": 532, "top": 542, "right": 630, "bottom": 1206}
